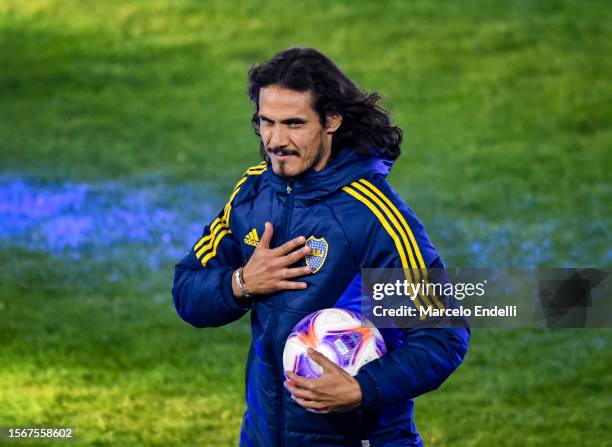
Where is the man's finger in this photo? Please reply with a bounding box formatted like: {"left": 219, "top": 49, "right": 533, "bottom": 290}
{"left": 285, "top": 381, "right": 317, "bottom": 401}
{"left": 278, "top": 280, "right": 308, "bottom": 290}
{"left": 285, "top": 371, "right": 315, "bottom": 390}
{"left": 280, "top": 265, "right": 312, "bottom": 279}
{"left": 307, "top": 348, "right": 337, "bottom": 372}
{"left": 280, "top": 245, "right": 312, "bottom": 266}
{"left": 273, "top": 235, "right": 306, "bottom": 256}
{"left": 258, "top": 221, "right": 273, "bottom": 249}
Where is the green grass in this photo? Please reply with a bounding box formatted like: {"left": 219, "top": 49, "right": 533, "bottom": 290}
{"left": 1, "top": 0, "right": 610, "bottom": 264}
{"left": 1, "top": 281, "right": 610, "bottom": 446}
{"left": 1, "top": 0, "right": 611, "bottom": 445}
{"left": 0, "top": 285, "right": 249, "bottom": 446}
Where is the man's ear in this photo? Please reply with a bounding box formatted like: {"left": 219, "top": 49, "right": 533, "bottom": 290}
{"left": 324, "top": 113, "right": 343, "bottom": 133}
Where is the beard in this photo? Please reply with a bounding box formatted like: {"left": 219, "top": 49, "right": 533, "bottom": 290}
{"left": 266, "top": 140, "right": 327, "bottom": 179}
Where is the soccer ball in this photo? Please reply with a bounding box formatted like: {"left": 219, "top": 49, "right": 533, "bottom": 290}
{"left": 283, "top": 308, "right": 387, "bottom": 378}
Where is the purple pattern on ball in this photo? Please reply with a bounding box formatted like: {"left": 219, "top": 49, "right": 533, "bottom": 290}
{"left": 321, "top": 331, "right": 363, "bottom": 368}
{"left": 293, "top": 353, "right": 320, "bottom": 378}
{"left": 289, "top": 310, "right": 322, "bottom": 338}
{"left": 284, "top": 308, "right": 388, "bottom": 379}
{"left": 376, "top": 336, "right": 387, "bottom": 356}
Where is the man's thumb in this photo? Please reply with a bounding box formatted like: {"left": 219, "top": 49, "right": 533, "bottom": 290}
{"left": 308, "top": 348, "right": 335, "bottom": 371}
{"left": 259, "top": 221, "right": 273, "bottom": 248}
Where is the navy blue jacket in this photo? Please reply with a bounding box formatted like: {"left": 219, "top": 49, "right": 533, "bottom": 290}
{"left": 173, "top": 148, "right": 469, "bottom": 446}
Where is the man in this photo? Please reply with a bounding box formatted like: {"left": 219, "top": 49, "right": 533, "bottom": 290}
{"left": 173, "top": 47, "right": 469, "bottom": 446}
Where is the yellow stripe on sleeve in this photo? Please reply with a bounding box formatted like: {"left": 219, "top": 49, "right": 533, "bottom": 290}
{"left": 194, "top": 217, "right": 221, "bottom": 251}
{"left": 233, "top": 176, "right": 249, "bottom": 191}
{"left": 196, "top": 221, "right": 229, "bottom": 258}
{"left": 194, "top": 162, "right": 267, "bottom": 265}
{"left": 342, "top": 185, "right": 428, "bottom": 316}
{"left": 359, "top": 179, "right": 426, "bottom": 267}
{"left": 358, "top": 179, "right": 445, "bottom": 310}
{"left": 246, "top": 166, "right": 266, "bottom": 174}
{"left": 350, "top": 182, "right": 420, "bottom": 270}
{"left": 200, "top": 228, "right": 231, "bottom": 266}
{"left": 223, "top": 182, "right": 244, "bottom": 224}
{"left": 347, "top": 182, "right": 434, "bottom": 310}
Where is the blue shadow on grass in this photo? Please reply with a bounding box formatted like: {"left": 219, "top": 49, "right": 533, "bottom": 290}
{"left": 1, "top": 175, "right": 609, "bottom": 280}
{"left": 0, "top": 175, "right": 216, "bottom": 279}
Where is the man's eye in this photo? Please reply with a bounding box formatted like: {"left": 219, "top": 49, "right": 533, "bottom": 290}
{"left": 288, "top": 123, "right": 303, "bottom": 128}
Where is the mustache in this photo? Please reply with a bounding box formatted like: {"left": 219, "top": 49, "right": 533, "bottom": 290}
{"left": 267, "top": 146, "right": 299, "bottom": 156}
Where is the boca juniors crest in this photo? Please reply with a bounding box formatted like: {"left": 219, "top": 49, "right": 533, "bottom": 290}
{"left": 305, "top": 236, "right": 328, "bottom": 274}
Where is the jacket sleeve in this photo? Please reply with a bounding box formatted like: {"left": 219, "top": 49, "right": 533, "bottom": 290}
{"left": 355, "top": 321, "right": 469, "bottom": 411}
{"left": 172, "top": 207, "right": 248, "bottom": 328}
{"left": 343, "top": 177, "right": 470, "bottom": 412}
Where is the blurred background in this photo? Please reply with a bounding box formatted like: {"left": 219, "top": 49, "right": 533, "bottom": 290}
{"left": 0, "top": 1, "right": 610, "bottom": 445}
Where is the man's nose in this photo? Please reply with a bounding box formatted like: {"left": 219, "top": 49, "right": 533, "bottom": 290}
{"left": 268, "top": 126, "right": 289, "bottom": 148}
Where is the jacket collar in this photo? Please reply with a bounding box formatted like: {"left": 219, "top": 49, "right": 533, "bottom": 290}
{"left": 263, "top": 148, "right": 394, "bottom": 201}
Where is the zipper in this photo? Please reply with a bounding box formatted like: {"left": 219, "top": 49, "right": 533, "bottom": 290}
{"left": 273, "top": 180, "right": 294, "bottom": 447}
{"left": 282, "top": 181, "right": 294, "bottom": 235}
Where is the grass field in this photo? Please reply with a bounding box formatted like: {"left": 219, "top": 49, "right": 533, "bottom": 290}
{"left": 1, "top": 1, "right": 611, "bottom": 446}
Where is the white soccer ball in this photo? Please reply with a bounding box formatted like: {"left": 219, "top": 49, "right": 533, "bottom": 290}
{"left": 283, "top": 308, "right": 387, "bottom": 378}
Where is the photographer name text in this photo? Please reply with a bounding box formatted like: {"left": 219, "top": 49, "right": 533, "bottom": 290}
{"left": 372, "top": 304, "right": 518, "bottom": 318}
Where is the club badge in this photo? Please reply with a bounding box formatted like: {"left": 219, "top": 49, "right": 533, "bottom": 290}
{"left": 305, "top": 236, "right": 328, "bottom": 274}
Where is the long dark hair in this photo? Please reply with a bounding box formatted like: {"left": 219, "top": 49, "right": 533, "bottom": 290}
{"left": 247, "top": 47, "right": 402, "bottom": 160}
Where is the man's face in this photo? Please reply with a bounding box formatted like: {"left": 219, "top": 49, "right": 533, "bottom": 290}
{"left": 258, "top": 85, "right": 335, "bottom": 178}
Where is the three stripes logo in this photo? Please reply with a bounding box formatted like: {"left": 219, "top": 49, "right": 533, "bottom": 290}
{"left": 193, "top": 162, "right": 266, "bottom": 267}
{"left": 244, "top": 228, "right": 260, "bottom": 247}
{"left": 342, "top": 178, "right": 446, "bottom": 316}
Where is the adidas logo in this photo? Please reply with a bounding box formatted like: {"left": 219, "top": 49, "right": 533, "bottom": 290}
{"left": 243, "top": 228, "right": 260, "bottom": 247}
